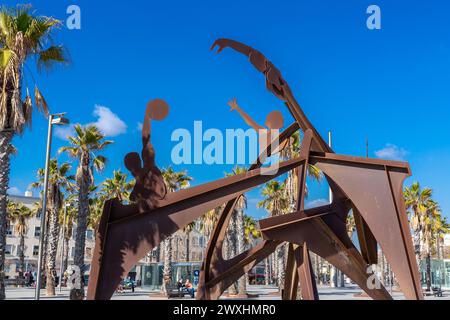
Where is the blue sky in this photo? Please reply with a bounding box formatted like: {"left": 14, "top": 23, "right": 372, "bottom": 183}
{"left": 5, "top": 0, "right": 450, "bottom": 220}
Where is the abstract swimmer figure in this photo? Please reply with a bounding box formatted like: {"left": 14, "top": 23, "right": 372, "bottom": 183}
{"left": 227, "top": 98, "right": 287, "bottom": 154}
{"left": 124, "top": 99, "right": 169, "bottom": 212}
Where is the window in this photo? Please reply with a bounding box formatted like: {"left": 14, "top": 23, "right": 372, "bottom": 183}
{"left": 85, "top": 247, "right": 92, "bottom": 259}
{"left": 6, "top": 223, "right": 13, "bottom": 236}
{"left": 71, "top": 247, "right": 75, "bottom": 258}
{"left": 32, "top": 245, "right": 39, "bottom": 256}
{"left": 5, "top": 245, "right": 13, "bottom": 255}
{"left": 86, "top": 229, "right": 94, "bottom": 240}
{"left": 34, "top": 226, "right": 41, "bottom": 237}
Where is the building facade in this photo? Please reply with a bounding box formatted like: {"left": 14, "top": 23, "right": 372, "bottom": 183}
{"left": 5, "top": 192, "right": 207, "bottom": 289}
{"left": 4, "top": 193, "right": 96, "bottom": 281}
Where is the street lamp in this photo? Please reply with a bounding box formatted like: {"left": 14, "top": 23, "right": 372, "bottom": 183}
{"left": 35, "top": 113, "right": 70, "bottom": 300}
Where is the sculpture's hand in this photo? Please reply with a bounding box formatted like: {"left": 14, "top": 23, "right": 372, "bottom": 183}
{"left": 210, "top": 38, "right": 229, "bottom": 53}
{"left": 227, "top": 98, "right": 239, "bottom": 111}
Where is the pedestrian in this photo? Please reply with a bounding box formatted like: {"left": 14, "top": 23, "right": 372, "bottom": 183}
{"left": 117, "top": 279, "right": 124, "bottom": 294}
{"left": 128, "top": 276, "right": 135, "bottom": 293}
{"left": 185, "top": 279, "right": 195, "bottom": 298}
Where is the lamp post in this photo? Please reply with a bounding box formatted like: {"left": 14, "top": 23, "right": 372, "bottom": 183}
{"left": 35, "top": 113, "right": 70, "bottom": 300}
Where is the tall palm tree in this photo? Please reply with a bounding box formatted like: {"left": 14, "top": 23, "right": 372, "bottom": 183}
{"left": 243, "top": 214, "right": 260, "bottom": 285}
{"left": 403, "top": 182, "right": 432, "bottom": 270}
{"left": 432, "top": 214, "right": 450, "bottom": 260}
{"left": 0, "top": 5, "right": 67, "bottom": 299}
{"left": 182, "top": 221, "right": 196, "bottom": 262}
{"left": 282, "top": 131, "right": 323, "bottom": 209}
{"left": 59, "top": 194, "right": 77, "bottom": 277}
{"left": 161, "top": 167, "right": 192, "bottom": 291}
{"left": 59, "top": 124, "right": 112, "bottom": 299}
{"left": 258, "top": 180, "right": 289, "bottom": 290}
{"left": 225, "top": 167, "right": 248, "bottom": 295}
{"left": 200, "top": 207, "right": 222, "bottom": 241}
{"left": 421, "top": 199, "right": 440, "bottom": 292}
{"left": 7, "top": 201, "right": 33, "bottom": 280}
{"left": 30, "top": 159, "right": 74, "bottom": 296}
{"left": 282, "top": 131, "right": 324, "bottom": 288}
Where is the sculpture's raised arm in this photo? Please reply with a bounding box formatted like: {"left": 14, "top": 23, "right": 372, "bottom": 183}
{"left": 211, "top": 38, "right": 331, "bottom": 153}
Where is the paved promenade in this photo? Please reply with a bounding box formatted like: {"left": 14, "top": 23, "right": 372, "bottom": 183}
{"left": 4, "top": 285, "right": 450, "bottom": 300}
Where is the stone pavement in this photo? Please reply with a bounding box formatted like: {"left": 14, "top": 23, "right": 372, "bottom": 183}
{"left": 4, "top": 285, "right": 449, "bottom": 300}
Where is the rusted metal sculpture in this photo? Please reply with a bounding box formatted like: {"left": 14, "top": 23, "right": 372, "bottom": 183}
{"left": 87, "top": 39, "right": 422, "bottom": 300}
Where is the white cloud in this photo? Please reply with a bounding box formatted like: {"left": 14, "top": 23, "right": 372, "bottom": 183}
{"left": 54, "top": 105, "right": 127, "bottom": 140}
{"left": 8, "top": 187, "right": 21, "bottom": 196}
{"left": 89, "top": 105, "right": 127, "bottom": 137}
{"left": 305, "top": 198, "right": 329, "bottom": 209}
{"left": 55, "top": 125, "right": 75, "bottom": 141}
{"left": 136, "top": 122, "right": 143, "bottom": 131}
{"left": 374, "top": 143, "right": 408, "bottom": 161}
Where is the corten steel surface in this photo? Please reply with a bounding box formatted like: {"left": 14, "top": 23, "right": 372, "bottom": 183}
{"left": 87, "top": 38, "right": 422, "bottom": 300}
{"left": 87, "top": 155, "right": 308, "bottom": 300}
{"left": 199, "top": 38, "right": 422, "bottom": 300}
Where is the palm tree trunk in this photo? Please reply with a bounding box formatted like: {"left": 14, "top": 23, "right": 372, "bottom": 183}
{"left": 264, "top": 258, "right": 269, "bottom": 285}
{"left": 0, "top": 130, "right": 13, "bottom": 300}
{"left": 185, "top": 233, "right": 190, "bottom": 262}
{"left": 71, "top": 178, "right": 89, "bottom": 300}
{"left": 276, "top": 244, "right": 286, "bottom": 290}
{"left": 226, "top": 211, "right": 238, "bottom": 295}
{"left": 18, "top": 232, "right": 25, "bottom": 279}
{"left": 271, "top": 252, "right": 277, "bottom": 286}
{"left": 46, "top": 204, "right": 60, "bottom": 296}
{"left": 413, "top": 228, "right": 421, "bottom": 270}
{"left": 425, "top": 235, "right": 432, "bottom": 292}
{"left": 236, "top": 209, "right": 246, "bottom": 296}
{"left": 162, "top": 236, "right": 173, "bottom": 293}
{"left": 63, "top": 235, "right": 69, "bottom": 275}
{"left": 40, "top": 213, "right": 50, "bottom": 287}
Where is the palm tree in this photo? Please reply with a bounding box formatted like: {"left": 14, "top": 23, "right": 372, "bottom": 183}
{"left": 59, "top": 194, "right": 77, "bottom": 277}
{"left": 225, "top": 167, "right": 248, "bottom": 295}
{"left": 30, "top": 159, "right": 74, "bottom": 296}
{"left": 243, "top": 214, "right": 261, "bottom": 247}
{"left": 421, "top": 199, "right": 440, "bottom": 292}
{"left": 59, "top": 124, "right": 112, "bottom": 299}
{"left": 182, "top": 221, "right": 196, "bottom": 262}
{"left": 432, "top": 214, "right": 450, "bottom": 260}
{"left": 7, "top": 201, "right": 33, "bottom": 280}
{"left": 88, "top": 192, "right": 103, "bottom": 234}
{"left": 101, "top": 170, "right": 133, "bottom": 202}
{"left": 0, "top": 5, "right": 67, "bottom": 299}
{"left": 200, "top": 207, "right": 222, "bottom": 241}
{"left": 258, "top": 180, "right": 289, "bottom": 289}
{"left": 347, "top": 212, "right": 356, "bottom": 238}
{"left": 161, "top": 167, "right": 192, "bottom": 291}
{"left": 403, "top": 182, "right": 432, "bottom": 270}
{"left": 282, "top": 131, "right": 323, "bottom": 209}
{"left": 243, "top": 214, "right": 260, "bottom": 285}
{"left": 88, "top": 170, "right": 134, "bottom": 233}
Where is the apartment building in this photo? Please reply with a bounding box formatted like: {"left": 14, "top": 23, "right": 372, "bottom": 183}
{"left": 5, "top": 192, "right": 207, "bottom": 288}
{"left": 4, "top": 192, "right": 95, "bottom": 280}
